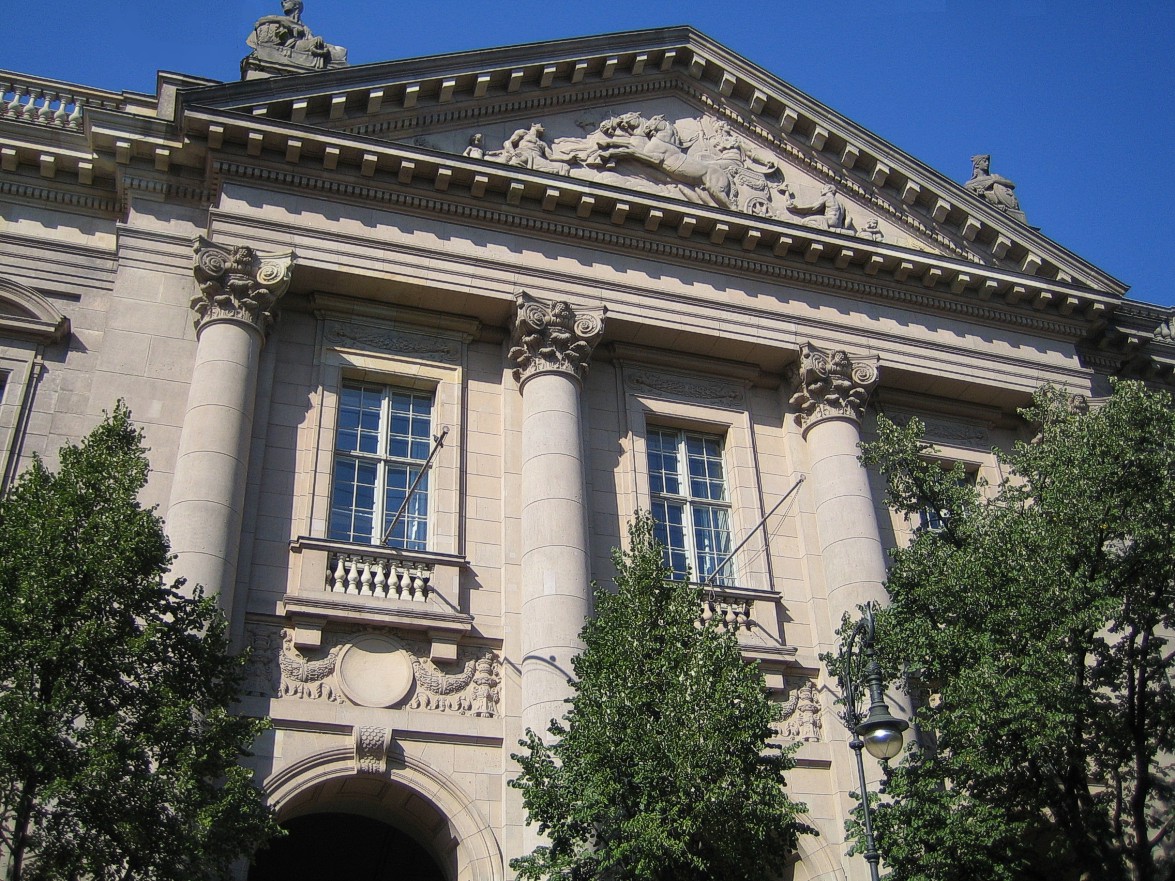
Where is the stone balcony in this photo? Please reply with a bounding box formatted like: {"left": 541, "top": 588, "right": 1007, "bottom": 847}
{"left": 285, "top": 536, "right": 472, "bottom": 661}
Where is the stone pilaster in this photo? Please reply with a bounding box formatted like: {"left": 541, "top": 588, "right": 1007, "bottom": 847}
{"left": 166, "top": 237, "right": 293, "bottom": 614}
{"left": 789, "top": 343, "right": 886, "bottom": 621}
{"left": 508, "top": 293, "right": 605, "bottom": 746}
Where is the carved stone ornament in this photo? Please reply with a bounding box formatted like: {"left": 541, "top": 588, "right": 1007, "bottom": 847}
{"left": 325, "top": 324, "right": 458, "bottom": 362}
{"left": 626, "top": 370, "right": 744, "bottom": 405}
{"left": 354, "top": 725, "right": 392, "bottom": 775}
{"left": 789, "top": 342, "right": 880, "bottom": 433}
{"left": 772, "top": 679, "right": 823, "bottom": 743}
{"left": 191, "top": 237, "right": 294, "bottom": 334}
{"left": 273, "top": 629, "right": 503, "bottom": 717}
{"left": 508, "top": 293, "right": 605, "bottom": 385}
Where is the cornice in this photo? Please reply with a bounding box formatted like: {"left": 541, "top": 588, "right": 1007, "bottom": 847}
{"left": 0, "top": 174, "right": 118, "bottom": 214}
{"left": 210, "top": 154, "right": 1102, "bottom": 343}
{"left": 175, "top": 28, "right": 1123, "bottom": 295}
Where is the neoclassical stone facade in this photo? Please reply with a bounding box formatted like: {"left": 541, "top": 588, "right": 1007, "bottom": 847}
{"left": 1, "top": 15, "right": 1173, "bottom": 881}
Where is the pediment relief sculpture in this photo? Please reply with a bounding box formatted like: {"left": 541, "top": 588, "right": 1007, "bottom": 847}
{"left": 243, "top": 0, "right": 347, "bottom": 76}
{"left": 459, "top": 112, "right": 882, "bottom": 238}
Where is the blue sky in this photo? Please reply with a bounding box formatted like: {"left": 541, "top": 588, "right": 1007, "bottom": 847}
{"left": 7, "top": 1, "right": 1173, "bottom": 307}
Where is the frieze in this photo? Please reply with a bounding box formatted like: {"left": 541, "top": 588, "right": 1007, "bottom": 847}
{"left": 255, "top": 627, "right": 502, "bottom": 717}
{"left": 325, "top": 324, "right": 459, "bottom": 362}
{"left": 213, "top": 161, "right": 1093, "bottom": 342}
{"left": 626, "top": 370, "right": 745, "bottom": 405}
{"left": 886, "top": 409, "right": 990, "bottom": 446}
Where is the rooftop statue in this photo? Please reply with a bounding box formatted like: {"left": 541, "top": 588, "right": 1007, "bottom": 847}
{"left": 243, "top": 0, "right": 348, "bottom": 78}
{"left": 964, "top": 154, "right": 1027, "bottom": 224}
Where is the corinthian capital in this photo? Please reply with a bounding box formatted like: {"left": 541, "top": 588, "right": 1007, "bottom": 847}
{"left": 508, "top": 293, "right": 605, "bottom": 385}
{"left": 789, "top": 343, "right": 880, "bottom": 434}
{"left": 191, "top": 236, "right": 295, "bottom": 335}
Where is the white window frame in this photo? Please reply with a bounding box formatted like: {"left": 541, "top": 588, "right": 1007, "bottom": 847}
{"left": 328, "top": 382, "right": 435, "bottom": 550}
{"left": 646, "top": 426, "right": 736, "bottom": 585}
{"left": 301, "top": 306, "right": 471, "bottom": 560}
{"left": 619, "top": 369, "right": 775, "bottom": 593}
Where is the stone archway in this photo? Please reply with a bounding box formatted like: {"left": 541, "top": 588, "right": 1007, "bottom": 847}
{"left": 249, "top": 812, "right": 447, "bottom": 881}
{"left": 261, "top": 747, "right": 503, "bottom": 881}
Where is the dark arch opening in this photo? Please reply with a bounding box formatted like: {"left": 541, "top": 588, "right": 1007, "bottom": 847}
{"left": 249, "top": 812, "right": 448, "bottom": 881}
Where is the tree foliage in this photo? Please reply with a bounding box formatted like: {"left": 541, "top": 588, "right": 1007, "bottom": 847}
{"left": 0, "top": 405, "right": 279, "bottom": 881}
{"left": 858, "top": 381, "right": 1175, "bottom": 881}
{"left": 510, "top": 513, "right": 810, "bottom": 881}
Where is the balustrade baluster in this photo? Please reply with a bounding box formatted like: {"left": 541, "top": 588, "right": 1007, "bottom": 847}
{"left": 398, "top": 569, "right": 412, "bottom": 599}
{"left": 0, "top": 84, "right": 12, "bottom": 118}
{"left": 53, "top": 94, "right": 70, "bottom": 127}
{"left": 8, "top": 85, "right": 28, "bottom": 120}
{"left": 373, "top": 561, "right": 387, "bottom": 598}
{"left": 22, "top": 90, "right": 41, "bottom": 123}
{"left": 67, "top": 96, "right": 84, "bottom": 131}
{"left": 38, "top": 92, "right": 55, "bottom": 125}
{"left": 330, "top": 556, "right": 346, "bottom": 592}
{"left": 359, "top": 561, "right": 374, "bottom": 596}
{"left": 345, "top": 558, "right": 360, "bottom": 595}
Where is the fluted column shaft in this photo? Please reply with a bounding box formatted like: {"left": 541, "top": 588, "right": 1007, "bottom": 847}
{"left": 509, "top": 295, "right": 605, "bottom": 741}
{"left": 167, "top": 239, "right": 293, "bottom": 614}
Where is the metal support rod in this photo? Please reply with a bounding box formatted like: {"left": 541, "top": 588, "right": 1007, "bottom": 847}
{"left": 840, "top": 603, "right": 887, "bottom": 881}
{"left": 703, "top": 473, "right": 806, "bottom": 585}
{"left": 381, "top": 425, "right": 449, "bottom": 546}
{"left": 852, "top": 736, "right": 882, "bottom": 881}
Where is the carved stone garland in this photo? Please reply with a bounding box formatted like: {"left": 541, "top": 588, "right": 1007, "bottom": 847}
{"left": 191, "top": 236, "right": 294, "bottom": 334}
{"left": 508, "top": 293, "right": 605, "bottom": 385}
{"left": 789, "top": 342, "right": 880, "bottom": 435}
{"left": 265, "top": 628, "right": 503, "bottom": 716}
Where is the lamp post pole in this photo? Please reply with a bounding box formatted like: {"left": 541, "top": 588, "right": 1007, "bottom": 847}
{"left": 839, "top": 603, "right": 908, "bottom": 881}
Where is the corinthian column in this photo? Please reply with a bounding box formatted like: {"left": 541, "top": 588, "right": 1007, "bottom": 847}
{"left": 508, "top": 293, "right": 605, "bottom": 742}
{"left": 790, "top": 343, "right": 886, "bottom": 625}
{"left": 167, "top": 238, "right": 294, "bottom": 614}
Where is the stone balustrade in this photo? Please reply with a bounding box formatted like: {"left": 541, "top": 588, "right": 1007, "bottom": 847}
{"left": 286, "top": 537, "right": 472, "bottom": 649}
{"left": 327, "top": 550, "right": 432, "bottom": 602}
{"left": 698, "top": 592, "right": 752, "bottom": 631}
{"left": 0, "top": 74, "right": 124, "bottom": 131}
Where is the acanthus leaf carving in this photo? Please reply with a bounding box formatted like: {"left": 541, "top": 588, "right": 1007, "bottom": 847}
{"left": 508, "top": 293, "right": 605, "bottom": 384}
{"left": 789, "top": 342, "right": 879, "bottom": 433}
{"left": 191, "top": 236, "right": 294, "bottom": 334}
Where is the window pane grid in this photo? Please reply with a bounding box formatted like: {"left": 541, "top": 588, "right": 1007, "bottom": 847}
{"left": 647, "top": 428, "right": 735, "bottom": 586}
{"left": 330, "top": 383, "right": 433, "bottom": 549}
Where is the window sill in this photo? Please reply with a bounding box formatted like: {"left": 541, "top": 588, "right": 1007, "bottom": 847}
{"left": 286, "top": 536, "right": 472, "bottom": 658}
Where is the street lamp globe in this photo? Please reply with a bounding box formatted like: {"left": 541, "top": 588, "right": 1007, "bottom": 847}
{"left": 858, "top": 701, "right": 908, "bottom": 760}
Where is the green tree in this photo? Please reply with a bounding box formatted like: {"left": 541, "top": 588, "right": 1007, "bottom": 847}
{"left": 510, "top": 512, "right": 810, "bottom": 881}
{"left": 0, "top": 405, "right": 279, "bottom": 881}
{"left": 855, "top": 381, "right": 1174, "bottom": 881}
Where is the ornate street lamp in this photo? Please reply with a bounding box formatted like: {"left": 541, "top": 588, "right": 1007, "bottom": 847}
{"left": 838, "top": 602, "right": 908, "bottom": 881}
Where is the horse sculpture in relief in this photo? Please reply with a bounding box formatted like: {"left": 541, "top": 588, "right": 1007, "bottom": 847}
{"left": 591, "top": 114, "right": 735, "bottom": 209}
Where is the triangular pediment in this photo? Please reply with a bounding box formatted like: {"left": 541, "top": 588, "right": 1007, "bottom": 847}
{"left": 179, "top": 27, "right": 1125, "bottom": 296}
